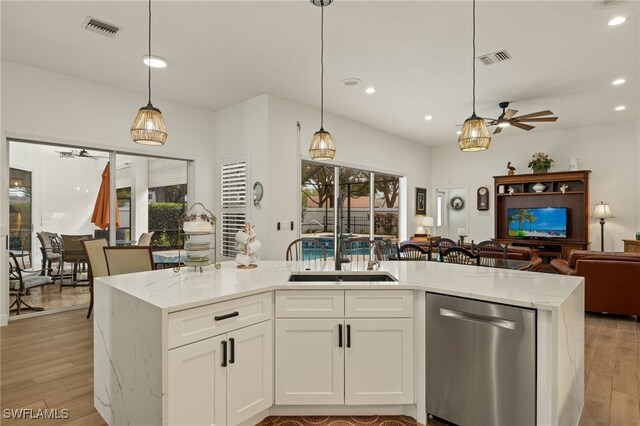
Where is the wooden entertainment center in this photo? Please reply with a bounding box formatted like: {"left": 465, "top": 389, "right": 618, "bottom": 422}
{"left": 493, "top": 170, "right": 591, "bottom": 261}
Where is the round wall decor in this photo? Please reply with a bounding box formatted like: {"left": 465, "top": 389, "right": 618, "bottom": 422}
{"left": 450, "top": 196, "right": 465, "bottom": 211}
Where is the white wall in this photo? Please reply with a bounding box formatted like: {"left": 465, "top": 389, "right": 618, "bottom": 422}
{"left": 431, "top": 121, "right": 639, "bottom": 252}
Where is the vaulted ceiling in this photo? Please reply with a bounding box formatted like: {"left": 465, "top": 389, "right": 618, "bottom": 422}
{"left": 2, "top": 1, "right": 638, "bottom": 145}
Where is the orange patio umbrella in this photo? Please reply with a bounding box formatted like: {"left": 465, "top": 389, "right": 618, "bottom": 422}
{"left": 91, "top": 163, "right": 120, "bottom": 230}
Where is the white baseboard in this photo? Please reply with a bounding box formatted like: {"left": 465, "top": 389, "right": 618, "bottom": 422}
{"left": 8, "top": 304, "right": 88, "bottom": 322}
{"left": 270, "top": 405, "right": 412, "bottom": 416}
{"left": 0, "top": 313, "right": 8, "bottom": 327}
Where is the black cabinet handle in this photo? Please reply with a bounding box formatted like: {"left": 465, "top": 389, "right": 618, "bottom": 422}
{"left": 346, "top": 324, "right": 351, "bottom": 348}
{"left": 338, "top": 324, "right": 343, "bottom": 348}
{"left": 229, "top": 337, "right": 235, "bottom": 364}
{"left": 214, "top": 311, "right": 239, "bottom": 321}
{"left": 221, "top": 340, "right": 228, "bottom": 367}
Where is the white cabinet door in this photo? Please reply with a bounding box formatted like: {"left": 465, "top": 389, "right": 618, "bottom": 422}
{"left": 168, "top": 335, "right": 227, "bottom": 426}
{"left": 227, "top": 320, "right": 273, "bottom": 425}
{"left": 344, "top": 318, "right": 414, "bottom": 405}
{"left": 275, "top": 319, "right": 344, "bottom": 405}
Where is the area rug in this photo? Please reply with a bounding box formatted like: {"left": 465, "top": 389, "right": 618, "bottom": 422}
{"left": 258, "top": 415, "right": 419, "bottom": 426}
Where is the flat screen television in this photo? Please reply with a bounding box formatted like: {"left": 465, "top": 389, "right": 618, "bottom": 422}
{"left": 507, "top": 207, "right": 567, "bottom": 239}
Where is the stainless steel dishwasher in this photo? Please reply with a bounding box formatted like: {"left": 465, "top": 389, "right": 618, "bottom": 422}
{"left": 426, "top": 293, "right": 536, "bottom": 426}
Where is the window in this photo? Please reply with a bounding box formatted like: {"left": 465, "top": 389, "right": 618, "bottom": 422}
{"left": 221, "top": 160, "right": 247, "bottom": 257}
{"left": 436, "top": 191, "right": 444, "bottom": 227}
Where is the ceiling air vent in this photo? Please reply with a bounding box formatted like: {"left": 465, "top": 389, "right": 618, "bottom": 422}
{"left": 477, "top": 49, "right": 512, "bottom": 66}
{"left": 83, "top": 17, "right": 121, "bottom": 38}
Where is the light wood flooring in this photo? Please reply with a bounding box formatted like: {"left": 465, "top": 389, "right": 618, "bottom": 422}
{"left": 1, "top": 310, "right": 638, "bottom": 425}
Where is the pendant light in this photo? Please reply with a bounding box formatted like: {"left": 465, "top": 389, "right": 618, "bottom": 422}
{"left": 131, "top": 0, "right": 167, "bottom": 146}
{"left": 309, "top": 0, "right": 335, "bottom": 160}
{"left": 457, "top": 0, "right": 491, "bottom": 152}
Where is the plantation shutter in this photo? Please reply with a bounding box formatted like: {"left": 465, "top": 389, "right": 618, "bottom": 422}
{"left": 221, "top": 160, "right": 247, "bottom": 257}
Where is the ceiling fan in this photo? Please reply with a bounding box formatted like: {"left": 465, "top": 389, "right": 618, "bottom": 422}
{"left": 488, "top": 101, "right": 558, "bottom": 134}
{"left": 56, "top": 149, "right": 108, "bottom": 159}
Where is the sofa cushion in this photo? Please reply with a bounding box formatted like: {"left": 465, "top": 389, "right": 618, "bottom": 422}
{"left": 568, "top": 250, "right": 640, "bottom": 267}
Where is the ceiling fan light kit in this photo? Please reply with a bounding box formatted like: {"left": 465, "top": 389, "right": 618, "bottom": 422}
{"left": 309, "top": 0, "right": 335, "bottom": 161}
{"left": 458, "top": 0, "right": 491, "bottom": 152}
{"left": 131, "top": 0, "right": 167, "bottom": 146}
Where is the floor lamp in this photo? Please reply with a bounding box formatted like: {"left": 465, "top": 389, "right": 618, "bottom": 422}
{"left": 592, "top": 202, "right": 614, "bottom": 252}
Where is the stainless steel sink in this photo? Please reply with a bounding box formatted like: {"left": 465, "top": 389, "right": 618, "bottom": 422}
{"left": 288, "top": 271, "right": 397, "bottom": 282}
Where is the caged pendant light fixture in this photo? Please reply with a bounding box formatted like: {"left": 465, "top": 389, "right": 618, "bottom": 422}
{"left": 131, "top": 0, "right": 167, "bottom": 146}
{"left": 309, "top": 0, "right": 335, "bottom": 160}
{"left": 457, "top": 0, "right": 491, "bottom": 152}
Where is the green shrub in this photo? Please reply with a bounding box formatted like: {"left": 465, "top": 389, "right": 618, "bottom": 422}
{"left": 148, "top": 202, "right": 184, "bottom": 248}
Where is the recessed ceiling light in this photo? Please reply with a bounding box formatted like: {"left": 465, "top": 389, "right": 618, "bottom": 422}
{"left": 615, "top": 105, "right": 626, "bottom": 111}
{"left": 142, "top": 55, "right": 167, "bottom": 68}
{"left": 424, "top": 115, "right": 433, "bottom": 121}
{"left": 365, "top": 87, "right": 376, "bottom": 94}
{"left": 612, "top": 78, "right": 626, "bottom": 85}
{"left": 608, "top": 16, "right": 626, "bottom": 26}
{"left": 340, "top": 78, "right": 362, "bottom": 87}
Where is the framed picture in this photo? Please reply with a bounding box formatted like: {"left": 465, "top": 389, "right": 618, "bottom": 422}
{"left": 415, "top": 187, "right": 427, "bottom": 215}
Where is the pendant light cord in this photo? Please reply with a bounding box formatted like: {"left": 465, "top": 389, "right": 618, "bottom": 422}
{"left": 320, "top": 5, "right": 325, "bottom": 128}
{"left": 472, "top": 0, "right": 476, "bottom": 115}
{"left": 147, "top": 0, "right": 152, "bottom": 105}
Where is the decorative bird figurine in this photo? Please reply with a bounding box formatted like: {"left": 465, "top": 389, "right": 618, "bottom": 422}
{"left": 560, "top": 184, "right": 569, "bottom": 194}
{"left": 507, "top": 162, "right": 516, "bottom": 176}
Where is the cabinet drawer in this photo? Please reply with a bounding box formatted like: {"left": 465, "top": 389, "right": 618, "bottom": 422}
{"left": 275, "top": 290, "right": 344, "bottom": 318}
{"left": 168, "top": 292, "right": 272, "bottom": 348}
{"left": 345, "top": 290, "right": 413, "bottom": 317}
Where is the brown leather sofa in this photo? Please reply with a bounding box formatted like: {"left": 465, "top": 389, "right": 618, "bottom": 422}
{"left": 550, "top": 251, "right": 640, "bottom": 316}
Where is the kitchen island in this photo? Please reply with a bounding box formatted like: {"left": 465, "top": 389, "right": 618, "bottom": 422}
{"left": 94, "top": 260, "right": 584, "bottom": 426}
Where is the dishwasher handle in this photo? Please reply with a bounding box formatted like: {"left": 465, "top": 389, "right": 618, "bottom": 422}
{"left": 439, "top": 307, "right": 516, "bottom": 330}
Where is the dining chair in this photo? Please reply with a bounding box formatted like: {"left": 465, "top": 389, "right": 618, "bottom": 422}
{"left": 398, "top": 243, "right": 430, "bottom": 261}
{"left": 8, "top": 252, "right": 53, "bottom": 315}
{"left": 376, "top": 239, "right": 399, "bottom": 260}
{"left": 60, "top": 234, "right": 92, "bottom": 290}
{"left": 103, "top": 246, "right": 155, "bottom": 276}
{"left": 439, "top": 246, "right": 480, "bottom": 265}
{"left": 81, "top": 238, "right": 108, "bottom": 319}
{"left": 474, "top": 240, "right": 508, "bottom": 267}
{"left": 285, "top": 238, "right": 327, "bottom": 261}
{"left": 342, "top": 237, "right": 382, "bottom": 262}
{"left": 137, "top": 232, "right": 154, "bottom": 246}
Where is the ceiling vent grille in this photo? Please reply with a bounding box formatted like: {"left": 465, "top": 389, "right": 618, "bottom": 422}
{"left": 478, "top": 49, "right": 512, "bottom": 65}
{"left": 83, "top": 17, "right": 121, "bottom": 38}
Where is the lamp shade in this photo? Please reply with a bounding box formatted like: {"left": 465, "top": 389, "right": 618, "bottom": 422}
{"left": 458, "top": 114, "right": 491, "bottom": 151}
{"left": 309, "top": 129, "right": 335, "bottom": 160}
{"left": 131, "top": 103, "right": 168, "bottom": 146}
{"left": 421, "top": 216, "right": 434, "bottom": 227}
{"left": 592, "top": 202, "right": 615, "bottom": 219}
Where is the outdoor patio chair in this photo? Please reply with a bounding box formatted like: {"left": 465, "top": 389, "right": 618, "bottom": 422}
{"left": 137, "top": 232, "right": 154, "bottom": 246}
{"left": 286, "top": 238, "right": 327, "bottom": 261}
{"left": 104, "top": 246, "right": 155, "bottom": 276}
{"left": 9, "top": 252, "right": 53, "bottom": 315}
{"left": 439, "top": 246, "right": 480, "bottom": 265}
{"left": 36, "top": 231, "right": 63, "bottom": 281}
{"left": 81, "top": 238, "right": 108, "bottom": 318}
{"left": 60, "top": 234, "right": 92, "bottom": 290}
{"left": 398, "top": 243, "right": 430, "bottom": 261}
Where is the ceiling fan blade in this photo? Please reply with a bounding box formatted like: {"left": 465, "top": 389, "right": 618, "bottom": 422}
{"left": 493, "top": 126, "right": 504, "bottom": 134}
{"left": 503, "top": 109, "right": 518, "bottom": 120}
{"left": 511, "top": 122, "right": 535, "bottom": 131}
{"left": 513, "top": 110, "right": 553, "bottom": 120}
{"left": 514, "top": 117, "right": 558, "bottom": 123}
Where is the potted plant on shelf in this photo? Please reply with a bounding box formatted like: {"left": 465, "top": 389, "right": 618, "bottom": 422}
{"left": 528, "top": 152, "right": 553, "bottom": 174}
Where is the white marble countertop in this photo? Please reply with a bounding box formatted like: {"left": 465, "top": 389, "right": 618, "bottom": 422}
{"left": 95, "top": 260, "right": 583, "bottom": 313}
